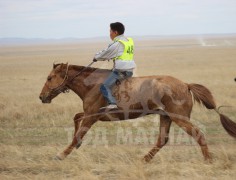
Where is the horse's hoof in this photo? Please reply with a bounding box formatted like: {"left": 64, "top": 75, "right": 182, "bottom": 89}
{"left": 55, "top": 153, "right": 66, "bottom": 160}
{"left": 75, "top": 142, "right": 82, "bottom": 149}
{"left": 142, "top": 155, "right": 152, "bottom": 163}
{"left": 204, "top": 156, "right": 213, "bottom": 164}
{"left": 54, "top": 156, "right": 62, "bottom": 161}
{"left": 76, "top": 138, "right": 82, "bottom": 149}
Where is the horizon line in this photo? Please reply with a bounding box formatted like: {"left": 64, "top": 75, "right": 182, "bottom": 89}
{"left": 1, "top": 33, "right": 236, "bottom": 40}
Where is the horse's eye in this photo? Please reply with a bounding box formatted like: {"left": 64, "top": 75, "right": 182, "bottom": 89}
{"left": 47, "top": 76, "right": 52, "bottom": 81}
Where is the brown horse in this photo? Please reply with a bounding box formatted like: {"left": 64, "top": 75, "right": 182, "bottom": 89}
{"left": 39, "top": 63, "right": 236, "bottom": 162}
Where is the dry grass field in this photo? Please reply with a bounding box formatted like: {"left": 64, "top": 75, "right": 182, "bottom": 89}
{"left": 0, "top": 36, "right": 236, "bottom": 179}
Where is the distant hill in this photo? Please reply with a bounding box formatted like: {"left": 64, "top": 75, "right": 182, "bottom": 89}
{"left": 0, "top": 34, "right": 236, "bottom": 46}
{"left": 0, "top": 37, "right": 107, "bottom": 46}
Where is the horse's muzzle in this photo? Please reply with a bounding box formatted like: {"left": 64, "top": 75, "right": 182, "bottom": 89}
{"left": 39, "top": 94, "right": 51, "bottom": 103}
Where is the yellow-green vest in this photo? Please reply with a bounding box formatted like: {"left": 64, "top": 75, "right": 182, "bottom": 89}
{"left": 113, "top": 38, "right": 134, "bottom": 61}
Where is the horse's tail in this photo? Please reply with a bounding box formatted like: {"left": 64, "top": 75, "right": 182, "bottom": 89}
{"left": 188, "top": 83, "right": 216, "bottom": 109}
{"left": 188, "top": 83, "right": 236, "bottom": 138}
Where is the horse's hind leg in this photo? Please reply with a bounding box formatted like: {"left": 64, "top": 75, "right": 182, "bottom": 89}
{"left": 143, "top": 115, "right": 172, "bottom": 162}
{"left": 56, "top": 112, "right": 84, "bottom": 160}
{"left": 171, "top": 117, "right": 212, "bottom": 162}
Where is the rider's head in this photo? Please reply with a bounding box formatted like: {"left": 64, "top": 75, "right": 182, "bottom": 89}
{"left": 110, "top": 22, "right": 125, "bottom": 40}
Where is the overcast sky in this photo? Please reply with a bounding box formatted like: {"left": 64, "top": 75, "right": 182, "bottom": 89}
{"left": 0, "top": 0, "right": 236, "bottom": 39}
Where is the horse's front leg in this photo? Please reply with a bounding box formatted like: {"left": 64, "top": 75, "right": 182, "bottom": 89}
{"left": 74, "top": 114, "right": 98, "bottom": 148}
{"left": 56, "top": 112, "right": 84, "bottom": 160}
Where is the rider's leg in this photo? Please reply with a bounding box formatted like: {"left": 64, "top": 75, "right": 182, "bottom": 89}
{"left": 100, "top": 70, "right": 133, "bottom": 109}
{"left": 100, "top": 71, "right": 119, "bottom": 105}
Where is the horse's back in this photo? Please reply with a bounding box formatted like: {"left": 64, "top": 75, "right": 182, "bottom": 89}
{"left": 121, "top": 75, "right": 188, "bottom": 94}
{"left": 114, "top": 75, "right": 192, "bottom": 113}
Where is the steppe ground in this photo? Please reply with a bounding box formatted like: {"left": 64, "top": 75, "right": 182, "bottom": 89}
{"left": 0, "top": 36, "right": 236, "bottom": 179}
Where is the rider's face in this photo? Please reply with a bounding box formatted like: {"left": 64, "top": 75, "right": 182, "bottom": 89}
{"left": 110, "top": 29, "right": 118, "bottom": 40}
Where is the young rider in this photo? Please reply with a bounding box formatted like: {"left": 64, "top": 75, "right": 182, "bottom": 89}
{"left": 93, "top": 22, "right": 136, "bottom": 111}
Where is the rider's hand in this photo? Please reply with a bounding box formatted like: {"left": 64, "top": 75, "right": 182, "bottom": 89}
{"left": 93, "top": 58, "right": 97, "bottom": 62}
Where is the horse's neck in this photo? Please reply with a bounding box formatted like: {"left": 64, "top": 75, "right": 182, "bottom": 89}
{"left": 67, "top": 79, "right": 86, "bottom": 100}
{"left": 67, "top": 67, "right": 110, "bottom": 100}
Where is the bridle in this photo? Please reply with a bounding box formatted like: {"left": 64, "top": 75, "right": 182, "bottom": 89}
{"left": 46, "top": 62, "right": 95, "bottom": 95}
{"left": 46, "top": 63, "right": 70, "bottom": 94}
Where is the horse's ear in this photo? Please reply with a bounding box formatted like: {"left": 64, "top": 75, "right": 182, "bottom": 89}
{"left": 59, "top": 62, "right": 68, "bottom": 70}
{"left": 53, "top": 62, "right": 63, "bottom": 69}
{"left": 53, "top": 61, "right": 59, "bottom": 69}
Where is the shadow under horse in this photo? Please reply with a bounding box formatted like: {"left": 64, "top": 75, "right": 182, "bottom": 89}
{"left": 39, "top": 63, "right": 236, "bottom": 162}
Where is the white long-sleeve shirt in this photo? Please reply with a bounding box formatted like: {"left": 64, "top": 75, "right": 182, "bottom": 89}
{"left": 94, "top": 35, "right": 136, "bottom": 71}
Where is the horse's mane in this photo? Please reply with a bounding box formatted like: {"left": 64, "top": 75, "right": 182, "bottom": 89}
{"left": 69, "top": 65, "right": 111, "bottom": 74}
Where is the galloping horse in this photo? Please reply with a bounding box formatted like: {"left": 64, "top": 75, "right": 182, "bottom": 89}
{"left": 39, "top": 63, "right": 236, "bottom": 162}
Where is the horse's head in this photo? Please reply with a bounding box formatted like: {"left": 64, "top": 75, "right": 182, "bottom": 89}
{"left": 39, "top": 63, "right": 69, "bottom": 103}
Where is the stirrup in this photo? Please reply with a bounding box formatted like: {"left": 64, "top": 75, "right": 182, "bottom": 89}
{"left": 99, "top": 104, "right": 118, "bottom": 113}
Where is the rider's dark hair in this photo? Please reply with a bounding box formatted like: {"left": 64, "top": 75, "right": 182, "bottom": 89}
{"left": 110, "top": 22, "right": 125, "bottom": 35}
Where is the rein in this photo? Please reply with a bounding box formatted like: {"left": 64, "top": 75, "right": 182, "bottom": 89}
{"left": 69, "top": 61, "right": 95, "bottom": 82}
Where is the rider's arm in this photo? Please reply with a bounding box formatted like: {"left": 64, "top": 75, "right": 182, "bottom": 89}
{"left": 94, "top": 41, "right": 124, "bottom": 61}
